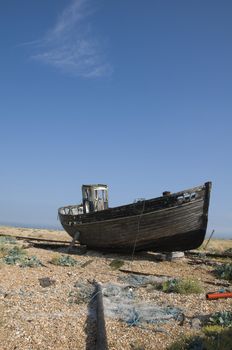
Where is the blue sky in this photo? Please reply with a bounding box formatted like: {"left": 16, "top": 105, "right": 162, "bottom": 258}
{"left": 0, "top": 0, "right": 231, "bottom": 238}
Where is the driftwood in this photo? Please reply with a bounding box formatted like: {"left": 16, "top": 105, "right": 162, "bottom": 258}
{"left": 119, "top": 269, "right": 172, "bottom": 278}
{"left": 187, "top": 259, "right": 223, "bottom": 267}
{"left": 203, "top": 280, "right": 230, "bottom": 287}
{"left": 185, "top": 250, "right": 232, "bottom": 259}
{"left": 119, "top": 269, "right": 230, "bottom": 288}
{"left": 0, "top": 233, "right": 71, "bottom": 245}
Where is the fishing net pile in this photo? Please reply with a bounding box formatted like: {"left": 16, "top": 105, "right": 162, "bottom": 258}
{"left": 102, "top": 282, "right": 183, "bottom": 326}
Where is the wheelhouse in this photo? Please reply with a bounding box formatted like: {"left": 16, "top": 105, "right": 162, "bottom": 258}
{"left": 82, "top": 184, "right": 108, "bottom": 213}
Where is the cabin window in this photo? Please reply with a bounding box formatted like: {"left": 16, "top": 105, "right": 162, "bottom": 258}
{"left": 98, "top": 190, "right": 107, "bottom": 201}
{"left": 84, "top": 189, "right": 89, "bottom": 199}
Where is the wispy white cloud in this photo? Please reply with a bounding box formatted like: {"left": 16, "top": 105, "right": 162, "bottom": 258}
{"left": 26, "top": 0, "right": 112, "bottom": 78}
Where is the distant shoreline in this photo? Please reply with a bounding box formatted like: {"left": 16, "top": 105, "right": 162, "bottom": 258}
{"left": 0, "top": 222, "right": 62, "bottom": 231}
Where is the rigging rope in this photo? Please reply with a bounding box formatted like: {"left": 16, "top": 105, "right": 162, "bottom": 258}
{"left": 130, "top": 200, "right": 146, "bottom": 266}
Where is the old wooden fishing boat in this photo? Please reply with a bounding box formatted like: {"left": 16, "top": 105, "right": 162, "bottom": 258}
{"left": 58, "top": 182, "right": 212, "bottom": 252}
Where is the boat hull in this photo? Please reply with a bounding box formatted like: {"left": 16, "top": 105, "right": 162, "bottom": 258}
{"left": 58, "top": 182, "right": 211, "bottom": 252}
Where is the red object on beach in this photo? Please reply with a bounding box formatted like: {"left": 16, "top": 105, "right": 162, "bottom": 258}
{"left": 206, "top": 291, "right": 232, "bottom": 300}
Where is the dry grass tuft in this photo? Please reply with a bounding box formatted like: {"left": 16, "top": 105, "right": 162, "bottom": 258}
{"left": 161, "top": 278, "right": 203, "bottom": 294}
{"left": 50, "top": 254, "right": 78, "bottom": 266}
